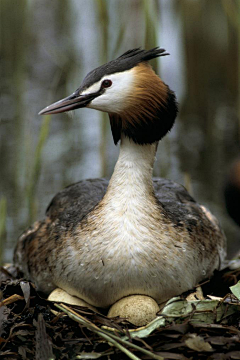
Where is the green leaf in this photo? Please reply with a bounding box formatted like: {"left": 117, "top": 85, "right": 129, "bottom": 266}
{"left": 230, "top": 281, "right": 240, "bottom": 300}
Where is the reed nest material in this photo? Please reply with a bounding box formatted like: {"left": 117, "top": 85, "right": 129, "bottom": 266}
{"left": 0, "top": 264, "right": 240, "bottom": 360}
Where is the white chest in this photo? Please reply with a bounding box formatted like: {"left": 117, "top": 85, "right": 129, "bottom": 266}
{"left": 54, "top": 138, "right": 199, "bottom": 307}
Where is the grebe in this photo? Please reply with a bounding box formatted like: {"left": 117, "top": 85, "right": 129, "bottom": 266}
{"left": 14, "top": 48, "right": 226, "bottom": 311}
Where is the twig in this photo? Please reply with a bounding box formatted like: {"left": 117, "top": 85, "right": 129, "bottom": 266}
{"left": 55, "top": 303, "right": 140, "bottom": 360}
{"left": 0, "top": 294, "right": 24, "bottom": 307}
{"left": 56, "top": 303, "right": 164, "bottom": 360}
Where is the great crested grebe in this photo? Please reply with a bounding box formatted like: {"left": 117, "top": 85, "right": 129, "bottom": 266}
{"left": 14, "top": 48, "right": 226, "bottom": 312}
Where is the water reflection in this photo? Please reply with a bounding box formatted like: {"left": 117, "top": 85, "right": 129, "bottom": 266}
{"left": 0, "top": 0, "right": 239, "bottom": 263}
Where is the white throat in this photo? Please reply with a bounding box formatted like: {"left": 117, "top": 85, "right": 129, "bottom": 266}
{"left": 104, "top": 135, "right": 158, "bottom": 207}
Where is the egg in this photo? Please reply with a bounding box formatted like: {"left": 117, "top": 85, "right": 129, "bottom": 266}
{"left": 48, "top": 288, "right": 96, "bottom": 311}
{"left": 108, "top": 295, "right": 160, "bottom": 326}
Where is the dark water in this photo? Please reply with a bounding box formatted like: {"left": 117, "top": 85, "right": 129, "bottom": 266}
{"left": 0, "top": 0, "right": 239, "bottom": 263}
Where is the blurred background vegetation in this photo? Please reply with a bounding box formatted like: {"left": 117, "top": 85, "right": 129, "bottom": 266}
{"left": 0, "top": 0, "right": 239, "bottom": 263}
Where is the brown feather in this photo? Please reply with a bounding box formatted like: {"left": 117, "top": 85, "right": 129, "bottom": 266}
{"left": 109, "top": 63, "right": 177, "bottom": 144}
{"left": 121, "top": 62, "right": 168, "bottom": 125}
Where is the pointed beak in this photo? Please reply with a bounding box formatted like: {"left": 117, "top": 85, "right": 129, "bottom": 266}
{"left": 38, "top": 90, "right": 99, "bottom": 115}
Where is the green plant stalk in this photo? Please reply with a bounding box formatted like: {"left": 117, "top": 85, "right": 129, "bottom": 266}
{"left": 0, "top": 197, "right": 7, "bottom": 265}
{"left": 27, "top": 115, "right": 51, "bottom": 223}
{"left": 221, "top": 0, "right": 240, "bottom": 141}
{"left": 55, "top": 303, "right": 164, "bottom": 360}
{"left": 238, "top": 0, "right": 240, "bottom": 142}
{"left": 143, "top": 0, "right": 158, "bottom": 70}
{"left": 97, "top": 0, "right": 109, "bottom": 177}
{"left": 55, "top": 303, "right": 140, "bottom": 360}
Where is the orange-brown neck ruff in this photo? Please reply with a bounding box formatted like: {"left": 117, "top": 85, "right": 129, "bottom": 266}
{"left": 109, "top": 63, "right": 178, "bottom": 145}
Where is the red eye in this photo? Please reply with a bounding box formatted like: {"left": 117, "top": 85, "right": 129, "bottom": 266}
{"left": 102, "top": 79, "right": 112, "bottom": 88}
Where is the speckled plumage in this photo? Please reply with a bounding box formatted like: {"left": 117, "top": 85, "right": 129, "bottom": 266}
{"left": 14, "top": 47, "right": 226, "bottom": 308}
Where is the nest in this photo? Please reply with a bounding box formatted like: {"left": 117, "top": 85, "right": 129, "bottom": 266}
{"left": 0, "top": 264, "right": 240, "bottom": 360}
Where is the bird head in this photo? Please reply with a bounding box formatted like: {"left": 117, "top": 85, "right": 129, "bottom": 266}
{"left": 39, "top": 48, "right": 178, "bottom": 145}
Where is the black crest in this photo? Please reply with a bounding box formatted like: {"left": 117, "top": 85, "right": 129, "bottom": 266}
{"left": 79, "top": 47, "right": 169, "bottom": 92}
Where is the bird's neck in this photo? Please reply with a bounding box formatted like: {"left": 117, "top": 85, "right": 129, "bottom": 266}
{"left": 105, "top": 136, "right": 157, "bottom": 200}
